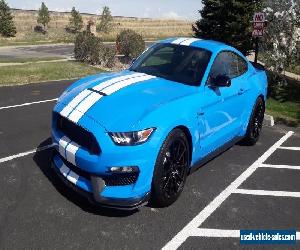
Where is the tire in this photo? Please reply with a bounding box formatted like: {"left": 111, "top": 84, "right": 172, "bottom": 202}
{"left": 242, "top": 97, "right": 265, "bottom": 146}
{"left": 151, "top": 129, "right": 190, "bottom": 207}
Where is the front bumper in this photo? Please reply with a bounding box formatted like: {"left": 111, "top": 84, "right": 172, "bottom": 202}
{"left": 52, "top": 152, "right": 150, "bottom": 210}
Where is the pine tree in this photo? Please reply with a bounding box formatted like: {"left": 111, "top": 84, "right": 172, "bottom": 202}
{"left": 68, "top": 7, "right": 83, "bottom": 33}
{"left": 37, "top": 2, "right": 51, "bottom": 31}
{"left": 96, "top": 6, "right": 113, "bottom": 34}
{"left": 193, "top": 0, "right": 262, "bottom": 55}
{"left": 0, "top": 0, "right": 16, "bottom": 37}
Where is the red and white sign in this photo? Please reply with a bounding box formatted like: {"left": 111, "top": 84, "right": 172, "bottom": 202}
{"left": 253, "top": 22, "right": 264, "bottom": 29}
{"left": 252, "top": 12, "right": 266, "bottom": 37}
{"left": 252, "top": 29, "right": 264, "bottom": 37}
{"left": 253, "top": 12, "right": 265, "bottom": 23}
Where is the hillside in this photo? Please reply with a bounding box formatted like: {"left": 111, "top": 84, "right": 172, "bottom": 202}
{"left": 0, "top": 9, "right": 193, "bottom": 44}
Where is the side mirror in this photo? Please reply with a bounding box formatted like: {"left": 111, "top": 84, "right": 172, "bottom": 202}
{"left": 213, "top": 75, "right": 231, "bottom": 87}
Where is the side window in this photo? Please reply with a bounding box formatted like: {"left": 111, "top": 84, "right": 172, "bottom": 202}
{"left": 208, "top": 52, "right": 238, "bottom": 83}
{"left": 208, "top": 52, "right": 230, "bottom": 81}
{"left": 208, "top": 51, "right": 247, "bottom": 84}
{"left": 237, "top": 55, "right": 248, "bottom": 75}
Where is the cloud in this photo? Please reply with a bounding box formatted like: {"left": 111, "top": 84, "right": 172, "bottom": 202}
{"left": 162, "top": 11, "right": 183, "bottom": 20}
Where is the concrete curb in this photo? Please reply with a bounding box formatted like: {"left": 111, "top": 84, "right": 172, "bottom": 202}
{"left": 263, "top": 114, "right": 275, "bottom": 127}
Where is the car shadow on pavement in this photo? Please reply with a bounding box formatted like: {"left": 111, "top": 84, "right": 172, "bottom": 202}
{"left": 33, "top": 138, "right": 138, "bottom": 217}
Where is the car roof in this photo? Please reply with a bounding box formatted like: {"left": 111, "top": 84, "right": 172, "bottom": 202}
{"left": 158, "top": 37, "right": 237, "bottom": 54}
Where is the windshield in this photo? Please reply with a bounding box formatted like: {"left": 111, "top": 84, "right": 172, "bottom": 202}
{"left": 129, "top": 43, "right": 211, "bottom": 86}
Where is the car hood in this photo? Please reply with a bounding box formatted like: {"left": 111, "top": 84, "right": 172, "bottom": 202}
{"left": 58, "top": 70, "right": 195, "bottom": 131}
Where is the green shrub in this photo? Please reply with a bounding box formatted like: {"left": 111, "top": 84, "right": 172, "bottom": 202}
{"left": 266, "top": 71, "right": 288, "bottom": 101}
{"left": 74, "top": 30, "right": 115, "bottom": 67}
{"left": 116, "top": 29, "right": 145, "bottom": 59}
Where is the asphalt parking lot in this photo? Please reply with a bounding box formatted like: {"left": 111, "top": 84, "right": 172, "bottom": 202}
{"left": 0, "top": 80, "right": 299, "bottom": 249}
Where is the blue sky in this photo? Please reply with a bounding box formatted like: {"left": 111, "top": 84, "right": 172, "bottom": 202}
{"left": 6, "top": 0, "right": 203, "bottom": 20}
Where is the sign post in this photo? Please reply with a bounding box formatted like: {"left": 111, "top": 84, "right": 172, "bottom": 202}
{"left": 252, "top": 12, "right": 266, "bottom": 63}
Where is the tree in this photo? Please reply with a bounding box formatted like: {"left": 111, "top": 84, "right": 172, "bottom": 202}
{"left": 0, "top": 0, "right": 16, "bottom": 37}
{"left": 262, "top": 0, "right": 300, "bottom": 72}
{"left": 67, "top": 7, "right": 83, "bottom": 33}
{"left": 37, "top": 2, "right": 51, "bottom": 31}
{"left": 96, "top": 6, "right": 113, "bottom": 34}
{"left": 260, "top": 0, "right": 300, "bottom": 100}
{"left": 74, "top": 30, "right": 116, "bottom": 67}
{"left": 116, "top": 29, "right": 145, "bottom": 59}
{"left": 193, "top": 0, "right": 262, "bottom": 55}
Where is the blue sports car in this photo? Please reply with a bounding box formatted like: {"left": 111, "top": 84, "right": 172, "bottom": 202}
{"left": 51, "top": 37, "right": 267, "bottom": 209}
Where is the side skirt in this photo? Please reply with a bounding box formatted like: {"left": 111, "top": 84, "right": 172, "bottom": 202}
{"left": 189, "top": 136, "right": 243, "bottom": 175}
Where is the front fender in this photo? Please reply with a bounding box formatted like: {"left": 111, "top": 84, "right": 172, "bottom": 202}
{"left": 135, "top": 94, "right": 200, "bottom": 165}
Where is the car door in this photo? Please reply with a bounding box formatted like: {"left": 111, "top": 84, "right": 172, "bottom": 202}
{"left": 197, "top": 51, "right": 246, "bottom": 155}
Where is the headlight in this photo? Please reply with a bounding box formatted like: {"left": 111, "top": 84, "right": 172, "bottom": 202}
{"left": 108, "top": 128, "right": 155, "bottom": 146}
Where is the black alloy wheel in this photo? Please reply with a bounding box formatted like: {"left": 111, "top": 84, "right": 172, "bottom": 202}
{"left": 243, "top": 97, "right": 265, "bottom": 146}
{"left": 151, "top": 129, "right": 190, "bottom": 207}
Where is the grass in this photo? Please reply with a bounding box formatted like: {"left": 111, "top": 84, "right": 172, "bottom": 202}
{"left": 0, "top": 9, "right": 193, "bottom": 47}
{"left": 266, "top": 75, "right": 300, "bottom": 127}
{"left": 0, "top": 61, "right": 104, "bottom": 86}
{"left": 0, "top": 57, "right": 64, "bottom": 63}
{"left": 266, "top": 98, "right": 300, "bottom": 126}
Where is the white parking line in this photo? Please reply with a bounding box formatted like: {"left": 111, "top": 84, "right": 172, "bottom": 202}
{"left": 0, "top": 98, "right": 58, "bottom": 110}
{"left": 188, "top": 228, "right": 300, "bottom": 240}
{"left": 162, "top": 131, "right": 294, "bottom": 250}
{"left": 233, "top": 188, "right": 300, "bottom": 198}
{"left": 260, "top": 163, "right": 300, "bottom": 170}
{"left": 0, "top": 144, "right": 54, "bottom": 164}
{"left": 279, "top": 146, "right": 300, "bottom": 151}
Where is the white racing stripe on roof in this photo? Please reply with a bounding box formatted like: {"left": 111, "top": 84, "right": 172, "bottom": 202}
{"left": 67, "top": 92, "right": 103, "bottom": 123}
{"left": 58, "top": 136, "right": 71, "bottom": 158}
{"left": 102, "top": 74, "right": 156, "bottom": 95}
{"left": 180, "top": 38, "right": 201, "bottom": 46}
{"left": 65, "top": 141, "right": 80, "bottom": 166}
{"left": 171, "top": 38, "right": 189, "bottom": 44}
{"left": 60, "top": 89, "right": 92, "bottom": 117}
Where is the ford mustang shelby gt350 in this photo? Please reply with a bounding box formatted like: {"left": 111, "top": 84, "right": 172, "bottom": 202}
{"left": 51, "top": 37, "right": 267, "bottom": 209}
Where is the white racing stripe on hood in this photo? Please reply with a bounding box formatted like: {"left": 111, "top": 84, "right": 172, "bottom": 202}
{"left": 93, "top": 72, "right": 146, "bottom": 91}
{"left": 67, "top": 73, "right": 156, "bottom": 123}
{"left": 60, "top": 89, "right": 92, "bottom": 117}
{"left": 180, "top": 38, "right": 201, "bottom": 46}
{"left": 102, "top": 74, "right": 156, "bottom": 95}
{"left": 68, "top": 92, "right": 103, "bottom": 123}
{"left": 59, "top": 73, "right": 144, "bottom": 118}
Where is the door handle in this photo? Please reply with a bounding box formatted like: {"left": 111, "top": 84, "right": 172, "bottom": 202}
{"left": 238, "top": 88, "right": 244, "bottom": 95}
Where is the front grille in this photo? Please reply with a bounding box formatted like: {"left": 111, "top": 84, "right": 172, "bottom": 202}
{"left": 56, "top": 113, "right": 100, "bottom": 155}
{"left": 60, "top": 155, "right": 138, "bottom": 186}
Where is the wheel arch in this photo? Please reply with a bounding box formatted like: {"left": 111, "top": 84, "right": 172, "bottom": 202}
{"left": 174, "top": 125, "right": 193, "bottom": 166}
